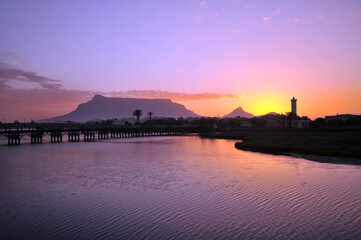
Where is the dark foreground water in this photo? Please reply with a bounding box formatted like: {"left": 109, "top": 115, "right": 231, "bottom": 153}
{"left": 0, "top": 136, "right": 360, "bottom": 239}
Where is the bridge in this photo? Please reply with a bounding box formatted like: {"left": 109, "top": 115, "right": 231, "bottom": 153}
{"left": 0, "top": 123, "right": 197, "bottom": 145}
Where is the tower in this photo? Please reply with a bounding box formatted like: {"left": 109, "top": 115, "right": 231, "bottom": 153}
{"left": 291, "top": 97, "right": 297, "bottom": 115}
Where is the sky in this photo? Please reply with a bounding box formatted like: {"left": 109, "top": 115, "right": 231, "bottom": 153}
{"left": 0, "top": 0, "right": 360, "bottom": 121}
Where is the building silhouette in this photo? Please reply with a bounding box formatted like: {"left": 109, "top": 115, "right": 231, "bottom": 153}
{"left": 291, "top": 97, "right": 297, "bottom": 115}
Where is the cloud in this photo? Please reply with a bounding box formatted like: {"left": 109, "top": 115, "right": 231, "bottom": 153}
{"left": 0, "top": 62, "right": 62, "bottom": 90}
{"left": 0, "top": 64, "right": 244, "bottom": 121}
{"left": 199, "top": 1, "right": 206, "bottom": 6}
{"left": 231, "top": 29, "right": 240, "bottom": 33}
{"left": 315, "top": 14, "right": 325, "bottom": 20}
{"left": 106, "top": 90, "right": 243, "bottom": 102}
{"left": 294, "top": 18, "right": 301, "bottom": 22}
{"left": 193, "top": 15, "right": 202, "bottom": 22}
{"left": 244, "top": 4, "right": 250, "bottom": 8}
{"left": 0, "top": 84, "right": 94, "bottom": 122}
{"left": 262, "top": 17, "right": 271, "bottom": 24}
{"left": 0, "top": 51, "right": 19, "bottom": 60}
{"left": 273, "top": 9, "right": 281, "bottom": 14}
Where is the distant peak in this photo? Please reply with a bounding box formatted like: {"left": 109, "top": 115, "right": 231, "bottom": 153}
{"left": 222, "top": 106, "right": 254, "bottom": 118}
{"left": 92, "top": 94, "right": 106, "bottom": 100}
{"left": 266, "top": 112, "right": 279, "bottom": 115}
{"left": 258, "top": 112, "right": 280, "bottom": 117}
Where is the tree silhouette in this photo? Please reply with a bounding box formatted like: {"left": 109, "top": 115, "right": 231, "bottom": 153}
{"left": 250, "top": 117, "right": 257, "bottom": 127}
{"left": 148, "top": 112, "right": 153, "bottom": 120}
{"left": 133, "top": 109, "right": 142, "bottom": 122}
{"left": 310, "top": 118, "right": 327, "bottom": 128}
{"left": 285, "top": 112, "right": 297, "bottom": 128}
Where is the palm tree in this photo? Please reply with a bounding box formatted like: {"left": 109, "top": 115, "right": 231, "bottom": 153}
{"left": 133, "top": 109, "right": 142, "bottom": 123}
{"left": 148, "top": 112, "right": 153, "bottom": 120}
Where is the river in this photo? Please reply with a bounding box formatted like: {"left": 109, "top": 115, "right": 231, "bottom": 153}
{"left": 0, "top": 136, "right": 360, "bottom": 239}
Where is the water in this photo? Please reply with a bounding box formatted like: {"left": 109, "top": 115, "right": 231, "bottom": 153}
{"left": 0, "top": 136, "right": 360, "bottom": 239}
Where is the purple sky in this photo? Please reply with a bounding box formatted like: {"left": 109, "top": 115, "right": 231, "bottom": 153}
{"left": 0, "top": 0, "right": 360, "bottom": 121}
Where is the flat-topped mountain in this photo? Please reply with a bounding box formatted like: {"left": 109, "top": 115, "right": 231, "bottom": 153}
{"left": 222, "top": 107, "right": 255, "bottom": 118}
{"left": 43, "top": 94, "right": 199, "bottom": 122}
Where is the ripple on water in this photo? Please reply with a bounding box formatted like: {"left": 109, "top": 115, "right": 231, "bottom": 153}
{"left": 0, "top": 136, "right": 360, "bottom": 239}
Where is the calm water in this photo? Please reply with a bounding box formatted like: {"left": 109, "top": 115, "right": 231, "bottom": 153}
{"left": 0, "top": 136, "right": 360, "bottom": 239}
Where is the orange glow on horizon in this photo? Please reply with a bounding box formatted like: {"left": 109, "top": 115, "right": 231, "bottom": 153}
{"left": 179, "top": 93, "right": 291, "bottom": 118}
{"left": 179, "top": 85, "right": 361, "bottom": 119}
{"left": 243, "top": 93, "right": 289, "bottom": 116}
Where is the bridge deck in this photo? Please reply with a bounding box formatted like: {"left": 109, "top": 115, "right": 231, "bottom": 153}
{"left": 0, "top": 125, "right": 196, "bottom": 145}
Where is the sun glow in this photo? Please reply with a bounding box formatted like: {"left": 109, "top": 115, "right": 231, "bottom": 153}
{"left": 179, "top": 93, "right": 291, "bottom": 117}
{"left": 242, "top": 94, "right": 289, "bottom": 116}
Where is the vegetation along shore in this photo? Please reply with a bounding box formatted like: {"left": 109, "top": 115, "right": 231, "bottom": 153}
{"left": 200, "top": 128, "right": 361, "bottom": 164}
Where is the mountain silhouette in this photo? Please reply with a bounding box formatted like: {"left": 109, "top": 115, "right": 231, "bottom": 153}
{"left": 42, "top": 94, "right": 199, "bottom": 122}
{"left": 258, "top": 112, "right": 280, "bottom": 117}
{"left": 222, "top": 107, "right": 255, "bottom": 118}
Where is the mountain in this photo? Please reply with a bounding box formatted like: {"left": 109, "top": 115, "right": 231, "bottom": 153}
{"left": 42, "top": 95, "right": 199, "bottom": 122}
{"left": 258, "top": 112, "right": 280, "bottom": 117}
{"left": 222, "top": 107, "right": 255, "bottom": 118}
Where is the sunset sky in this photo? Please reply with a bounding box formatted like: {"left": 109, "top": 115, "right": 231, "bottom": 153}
{"left": 0, "top": 0, "right": 360, "bottom": 121}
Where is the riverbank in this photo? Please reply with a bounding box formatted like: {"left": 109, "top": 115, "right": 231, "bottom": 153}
{"left": 200, "top": 128, "right": 361, "bottom": 164}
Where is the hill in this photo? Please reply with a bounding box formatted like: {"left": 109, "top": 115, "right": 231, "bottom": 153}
{"left": 258, "top": 112, "right": 280, "bottom": 117}
{"left": 222, "top": 107, "right": 255, "bottom": 118}
{"left": 42, "top": 95, "right": 199, "bottom": 122}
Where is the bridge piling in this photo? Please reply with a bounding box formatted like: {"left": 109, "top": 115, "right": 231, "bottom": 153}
{"left": 51, "top": 132, "right": 62, "bottom": 143}
{"left": 69, "top": 132, "right": 80, "bottom": 142}
{"left": 31, "top": 132, "right": 42, "bottom": 144}
{"left": 1, "top": 125, "right": 193, "bottom": 145}
{"left": 84, "top": 131, "right": 95, "bottom": 142}
{"left": 8, "top": 133, "right": 21, "bottom": 145}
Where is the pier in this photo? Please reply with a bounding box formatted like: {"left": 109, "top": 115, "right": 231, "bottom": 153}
{"left": 0, "top": 123, "right": 195, "bottom": 145}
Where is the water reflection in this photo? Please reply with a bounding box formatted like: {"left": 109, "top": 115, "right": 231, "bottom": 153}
{"left": 0, "top": 136, "right": 360, "bottom": 239}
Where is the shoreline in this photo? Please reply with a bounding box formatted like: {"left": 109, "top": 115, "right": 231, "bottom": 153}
{"left": 200, "top": 129, "right": 361, "bottom": 165}
{"left": 234, "top": 142, "right": 361, "bottom": 165}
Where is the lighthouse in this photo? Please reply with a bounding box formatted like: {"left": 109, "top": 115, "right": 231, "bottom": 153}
{"left": 291, "top": 97, "right": 297, "bottom": 115}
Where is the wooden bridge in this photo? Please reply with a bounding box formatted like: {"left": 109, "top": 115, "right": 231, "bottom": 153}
{"left": 0, "top": 123, "right": 197, "bottom": 145}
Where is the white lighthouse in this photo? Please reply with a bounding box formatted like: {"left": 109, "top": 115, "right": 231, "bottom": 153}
{"left": 291, "top": 97, "right": 297, "bottom": 115}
